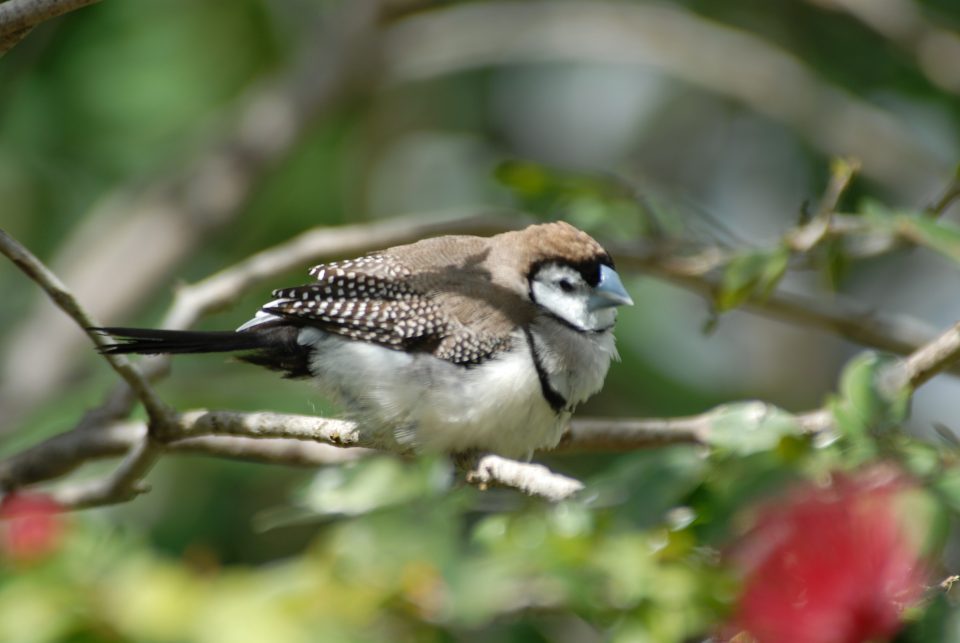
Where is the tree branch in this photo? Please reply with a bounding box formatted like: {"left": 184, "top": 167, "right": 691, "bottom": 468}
{"left": 612, "top": 243, "right": 952, "bottom": 374}
{"left": 0, "top": 229, "right": 172, "bottom": 423}
{"left": 457, "top": 453, "right": 584, "bottom": 502}
{"left": 169, "top": 436, "right": 372, "bottom": 467}
{"left": 0, "top": 0, "right": 99, "bottom": 53}
{"left": 893, "top": 320, "right": 960, "bottom": 390}
{"left": 0, "top": 406, "right": 831, "bottom": 505}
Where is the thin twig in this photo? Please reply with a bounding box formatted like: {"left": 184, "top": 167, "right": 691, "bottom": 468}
{"left": 892, "top": 320, "right": 960, "bottom": 390}
{"left": 51, "top": 436, "right": 162, "bottom": 508}
{"left": 0, "top": 229, "right": 172, "bottom": 423}
{"left": 929, "top": 169, "right": 960, "bottom": 217}
{"left": 0, "top": 408, "right": 827, "bottom": 502}
{"left": 787, "top": 157, "right": 859, "bottom": 252}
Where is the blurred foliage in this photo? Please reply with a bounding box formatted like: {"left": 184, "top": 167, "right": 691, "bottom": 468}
{"left": 3, "top": 0, "right": 960, "bottom": 641}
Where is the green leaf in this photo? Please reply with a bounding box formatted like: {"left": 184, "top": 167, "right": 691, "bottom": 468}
{"left": 705, "top": 402, "right": 803, "bottom": 455}
{"left": 258, "top": 456, "right": 452, "bottom": 529}
{"left": 830, "top": 352, "right": 910, "bottom": 457}
{"left": 897, "top": 215, "right": 960, "bottom": 265}
{"left": 716, "top": 247, "right": 790, "bottom": 312}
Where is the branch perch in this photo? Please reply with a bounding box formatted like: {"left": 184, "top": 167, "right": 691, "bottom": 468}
{"left": 0, "top": 0, "right": 100, "bottom": 54}
{"left": 4, "top": 205, "right": 960, "bottom": 506}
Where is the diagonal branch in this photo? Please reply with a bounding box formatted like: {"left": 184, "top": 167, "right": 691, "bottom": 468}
{"left": 0, "top": 0, "right": 386, "bottom": 430}
{"left": 0, "top": 0, "right": 99, "bottom": 53}
{"left": 892, "top": 319, "right": 960, "bottom": 390}
{"left": 0, "top": 229, "right": 171, "bottom": 423}
{"left": 613, "top": 243, "right": 952, "bottom": 373}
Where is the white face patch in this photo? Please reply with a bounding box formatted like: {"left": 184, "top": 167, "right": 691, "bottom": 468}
{"left": 529, "top": 263, "right": 617, "bottom": 332}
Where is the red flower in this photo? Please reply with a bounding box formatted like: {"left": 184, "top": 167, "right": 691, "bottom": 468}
{"left": 0, "top": 492, "right": 65, "bottom": 563}
{"left": 727, "top": 468, "right": 926, "bottom": 643}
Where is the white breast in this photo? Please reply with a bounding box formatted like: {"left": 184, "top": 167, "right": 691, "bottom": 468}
{"left": 298, "top": 328, "right": 567, "bottom": 459}
{"left": 527, "top": 316, "right": 619, "bottom": 408}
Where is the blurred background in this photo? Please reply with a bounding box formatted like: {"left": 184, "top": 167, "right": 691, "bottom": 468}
{"left": 1, "top": 0, "right": 959, "bottom": 641}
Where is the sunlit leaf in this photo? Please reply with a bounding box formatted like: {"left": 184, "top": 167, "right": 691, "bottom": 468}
{"left": 300, "top": 456, "right": 452, "bottom": 519}
{"left": 706, "top": 402, "right": 803, "bottom": 455}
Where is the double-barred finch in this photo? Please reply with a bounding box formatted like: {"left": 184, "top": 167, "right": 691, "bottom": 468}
{"left": 98, "top": 222, "right": 633, "bottom": 458}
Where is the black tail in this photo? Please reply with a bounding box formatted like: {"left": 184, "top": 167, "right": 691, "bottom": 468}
{"left": 93, "top": 326, "right": 313, "bottom": 378}
{"left": 95, "top": 327, "right": 267, "bottom": 355}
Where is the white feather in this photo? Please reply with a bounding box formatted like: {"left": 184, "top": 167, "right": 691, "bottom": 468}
{"left": 298, "top": 327, "right": 574, "bottom": 459}
{"left": 235, "top": 298, "right": 287, "bottom": 331}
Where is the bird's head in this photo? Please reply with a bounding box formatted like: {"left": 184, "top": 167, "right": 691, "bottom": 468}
{"left": 505, "top": 222, "right": 634, "bottom": 332}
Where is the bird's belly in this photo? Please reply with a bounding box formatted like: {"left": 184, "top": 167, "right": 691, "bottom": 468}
{"left": 410, "top": 347, "right": 566, "bottom": 459}
{"left": 302, "top": 329, "right": 564, "bottom": 458}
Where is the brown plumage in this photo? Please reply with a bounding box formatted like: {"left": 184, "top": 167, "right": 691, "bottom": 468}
{"left": 264, "top": 222, "right": 613, "bottom": 366}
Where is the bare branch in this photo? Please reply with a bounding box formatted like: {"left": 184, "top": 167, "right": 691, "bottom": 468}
{"left": 892, "top": 320, "right": 960, "bottom": 390}
{"left": 170, "top": 410, "right": 364, "bottom": 448}
{"left": 0, "top": 422, "right": 138, "bottom": 490}
{"left": 51, "top": 436, "right": 162, "bottom": 508}
{"left": 0, "top": 0, "right": 99, "bottom": 53}
{"left": 169, "top": 436, "right": 372, "bottom": 467}
{"left": 558, "top": 408, "right": 832, "bottom": 452}
{"left": 929, "top": 168, "right": 960, "bottom": 217}
{"left": 614, "top": 243, "right": 953, "bottom": 374}
{"left": 458, "top": 453, "right": 584, "bottom": 502}
{"left": 786, "top": 158, "right": 859, "bottom": 252}
{"left": 0, "top": 419, "right": 370, "bottom": 495}
{"left": 0, "top": 229, "right": 171, "bottom": 423}
{"left": 557, "top": 417, "right": 707, "bottom": 451}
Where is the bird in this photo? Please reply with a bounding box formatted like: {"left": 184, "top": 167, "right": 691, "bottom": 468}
{"left": 98, "top": 221, "right": 633, "bottom": 459}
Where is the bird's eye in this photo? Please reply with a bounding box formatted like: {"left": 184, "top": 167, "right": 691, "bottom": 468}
{"left": 557, "top": 278, "right": 575, "bottom": 293}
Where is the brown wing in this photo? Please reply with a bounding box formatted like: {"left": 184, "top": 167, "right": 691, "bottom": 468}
{"left": 263, "top": 251, "right": 518, "bottom": 365}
